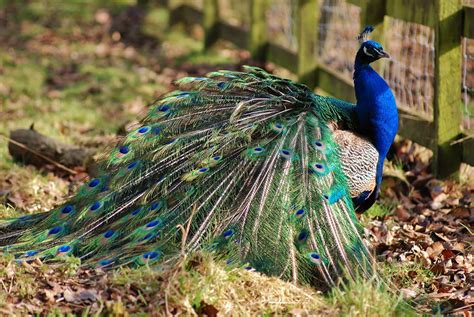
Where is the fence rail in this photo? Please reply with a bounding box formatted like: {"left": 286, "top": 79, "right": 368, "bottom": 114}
{"left": 163, "top": 0, "right": 473, "bottom": 178}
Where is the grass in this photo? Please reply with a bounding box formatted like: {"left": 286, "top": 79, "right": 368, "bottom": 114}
{"left": 0, "top": 251, "right": 417, "bottom": 316}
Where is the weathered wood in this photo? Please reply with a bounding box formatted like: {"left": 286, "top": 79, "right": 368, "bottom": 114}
{"left": 296, "top": 0, "right": 318, "bottom": 87}
{"left": 462, "top": 138, "right": 474, "bottom": 166}
{"left": 169, "top": 4, "right": 202, "bottom": 27}
{"left": 397, "top": 112, "right": 435, "bottom": 150}
{"left": 267, "top": 42, "right": 298, "bottom": 74}
{"left": 316, "top": 64, "right": 356, "bottom": 103}
{"left": 433, "top": 0, "right": 463, "bottom": 178}
{"left": 348, "top": 0, "right": 386, "bottom": 26}
{"left": 464, "top": 5, "right": 474, "bottom": 38}
{"left": 203, "top": 0, "right": 219, "bottom": 49}
{"left": 249, "top": 0, "right": 268, "bottom": 61}
{"left": 137, "top": 0, "right": 150, "bottom": 9}
{"left": 386, "top": 0, "right": 437, "bottom": 27}
{"left": 218, "top": 21, "right": 248, "bottom": 49}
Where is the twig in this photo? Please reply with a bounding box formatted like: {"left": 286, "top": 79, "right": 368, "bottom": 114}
{"left": 0, "top": 132, "right": 77, "bottom": 175}
{"left": 178, "top": 204, "right": 199, "bottom": 256}
{"left": 450, "top": 134, "right": 473, "bottom": 146}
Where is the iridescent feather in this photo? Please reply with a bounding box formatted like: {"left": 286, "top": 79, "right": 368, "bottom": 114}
{"left": 0, "top": 65, "right": 377, "bottom": 289}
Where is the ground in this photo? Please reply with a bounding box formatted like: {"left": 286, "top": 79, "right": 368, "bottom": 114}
{"left": 0, "top": 1, "right": 472, "bottom": 315}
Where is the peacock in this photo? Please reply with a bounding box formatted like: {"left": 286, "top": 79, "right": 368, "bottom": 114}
{"left": 0, "top": 26, "right": 398, "bottom": 289}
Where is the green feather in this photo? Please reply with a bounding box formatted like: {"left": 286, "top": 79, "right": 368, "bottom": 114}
{"left": 0, "top": 66, "right": 372, "bottom": 288}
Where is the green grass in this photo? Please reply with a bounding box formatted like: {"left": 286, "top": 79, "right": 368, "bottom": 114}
{"left": 328, "top": 273, "right": 416, "bottom": 317}
{"left": 0, "top": 251, "right": 418, "bottom": 316}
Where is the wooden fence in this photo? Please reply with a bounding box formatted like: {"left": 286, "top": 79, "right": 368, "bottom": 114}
{"left": 161, "top": 0, "right": 473, "bottom": 178}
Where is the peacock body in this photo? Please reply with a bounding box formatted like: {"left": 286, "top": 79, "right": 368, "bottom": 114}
{"left": 0, "top": 27, "right": 398, "bottom": 288}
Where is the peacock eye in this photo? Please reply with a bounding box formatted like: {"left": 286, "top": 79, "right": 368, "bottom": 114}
{"left": 363, "top": 46, "right": 375, "bottom": 58}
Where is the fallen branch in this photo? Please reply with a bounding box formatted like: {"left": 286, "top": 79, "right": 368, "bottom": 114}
{"left": 3, "top": 126, "right": 95, "bottom": 174}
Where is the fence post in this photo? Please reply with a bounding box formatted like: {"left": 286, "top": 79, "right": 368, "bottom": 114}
{"left": 433, "top": 0, "right": 463, "bottom": 178}
{"left": 296, "top": 0, "right": 318, "bottom": 87}
{"left": 203, "top": 0, "right": 219, "bottom": 50}
{"left": 249, "top": 0, "right": 268, "bottom": 61}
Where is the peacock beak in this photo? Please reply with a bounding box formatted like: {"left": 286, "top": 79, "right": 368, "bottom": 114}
{"left": 379, "top": 50, "right": 390, "bottom": 59}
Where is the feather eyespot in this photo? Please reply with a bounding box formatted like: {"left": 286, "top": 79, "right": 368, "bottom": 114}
{"left": 132, "top": 207, "right": 143, "bottom": 216}
{"left": 90, "top": 201, "right": 102, "bottom": 212}
{"left": 127, "top": 161, "right": 139, "bottom": 170}
{"left": 99, "top": 259, "right": 114, "bottom": 267}
{"left": 119, "top": 146, "right": 129, "bottom": 154}
{"left": 25, "top": 250, "right": 38, "bottom": 257}
{"left": 140, "top": 233, "right": 154, "bottom": 241}
{"left": 247, "top": 146, "right": 265, "bottom": 156}
{"left": 61, "top": 205, "right": 73, "bottom": 214}
{"left": 48, "top": 226, "right": 62, "bottom": 235}
{"left": 57, "top": 245, "right": 72, "bottom": 254}
{"left": 295, "top": 208, "right": 305, "bottom": 219}
{"left": 307, "top": 252, "right": 322, "bottom": 265}
{"left": 313, "top": 140, "right": 326, "bottom": 151}
{"left": 149, "top": 201, "right": 162, "bottom": 211}
{"left": 297, "top": 230, "right": 308, "bottom": 242}
{"left": 137, "top": 126, "right": 150, "bottom": 134}
{"left": 271, "top": 122, "right": 285, "bottom": 133}
{"left": 198, "top": 167, "right": 209, "bottom": 173}
{"left": 143, "top": 251, "right": 160, "bottom": 260}
{"left": 88, "top": 179, "right": 100, "bottom": 188}
{"left": 311, "top": 162, "right": 329, "bottom": 176}
{"left": 103, "top": 230, "right": 115, "bottom": 239}
{"left": 158, "top": 105, "right": 170, "bottom": 112}
{"left": 223, "top": 229, "right": 234, "bottom": 239}
{"left": 146, "top": 219, "right": 161, "bottom": 228}
{"left": 280, "top": 149, "right": 293, "bottom": 159}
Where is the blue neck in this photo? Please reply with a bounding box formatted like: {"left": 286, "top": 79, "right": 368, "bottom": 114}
{"left": 353, "top": 59, "right": 398, "bottom": 188}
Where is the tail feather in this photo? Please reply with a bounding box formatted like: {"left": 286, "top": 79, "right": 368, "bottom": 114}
{"left": 0, "top": 66, "right": 371, "bottom": 288}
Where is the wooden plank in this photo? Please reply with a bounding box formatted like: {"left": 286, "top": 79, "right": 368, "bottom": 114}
{"left": 398, "top": 111, "right": 435, "bottom": 150}
{"left": 433, "top": 0, "right": 463, "bottom": 178}
{"left": 169, "top": 5, "right": 202, "bottom": 27}
{"left": 218, "top": 22, "right": 248, "bottom": 49}
{"left": 462, "top": 138, "right": 474, "bottom": 166}
{"left": 203, "top": 0, "right": 219, "bottom": 49}
{"left": 464, "top": 5, "right": 474, "bottom": 38}
{"left": 349, "top": 0, "right": 386, "bottom": 26}
{"left": 296, "top": 0, "right": 318, "bottom": 87}
{"left": 249, "top": 0, "right": 268, "bottom": 61}
{"left": 386, "top": 0, "right": 437, "bottom": 27}
{"left": 316, "top": 65, "right": 356, "bottom": 103}
{"left": 267, "top": 43, "right": 298, "bottom": 74}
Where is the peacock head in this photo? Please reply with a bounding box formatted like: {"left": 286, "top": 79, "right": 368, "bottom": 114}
{"left": 355, "top": 26, "right": 390, "bottom": 65}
